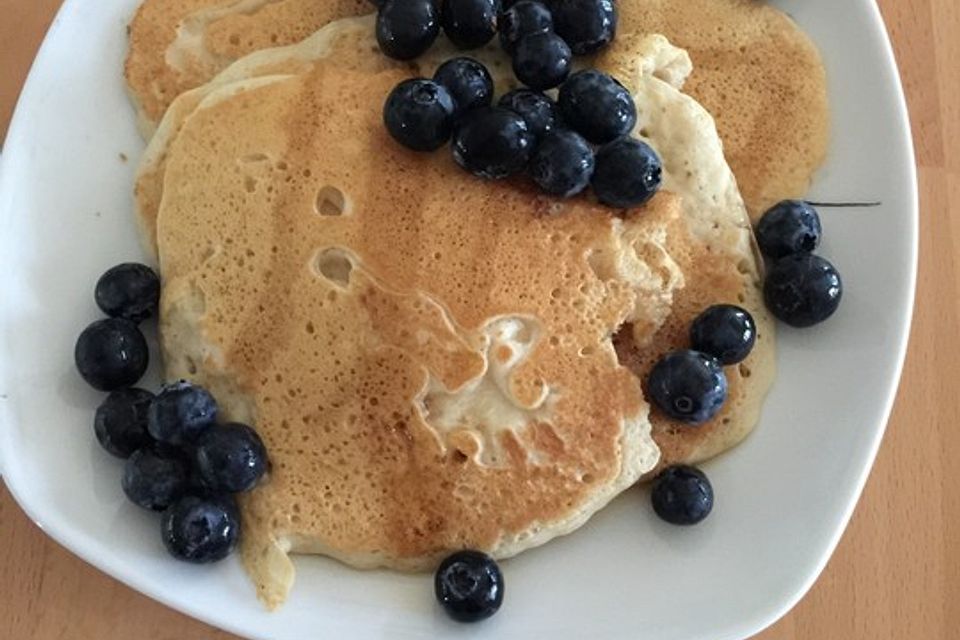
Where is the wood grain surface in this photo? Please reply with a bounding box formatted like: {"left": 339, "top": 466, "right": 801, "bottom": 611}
{"left": 1, "top": 1, "right": 956, "bottom": 638}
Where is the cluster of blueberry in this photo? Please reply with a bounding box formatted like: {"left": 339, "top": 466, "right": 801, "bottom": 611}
{"left": 757, "top": 200, "right": 843, "bottom": 328}
{"left": 643, "top": 304, "right": 758, "bottom": 526}
{"left": 74, "top": 263, "right": 268, "bottom": 564}
{"left": 379, "top": 0, "right": 663, "bottom": 207}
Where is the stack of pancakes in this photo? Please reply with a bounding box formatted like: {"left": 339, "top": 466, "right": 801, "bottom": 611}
{"left": 124, "top": 1, "right": 829, "bottom": 608}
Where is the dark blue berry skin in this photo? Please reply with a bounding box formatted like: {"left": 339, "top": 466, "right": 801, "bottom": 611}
{"left": 433, "top": 57, "right": 494, "bottom": 115}
{"left": 376, "top": 0, "right": 440, "bottom": 60}
{"left": 651, "top": 465, "right": 714, "bottom": 526}
{"left": 529, "top": 129, "right": 594, "bottom": 197}
{"left": 441, "top": 0, "right": 499, "bottom": 49}
{"left": 122, "top": 446, "right": 190, "bottom": 511}
{"left": 557, "top": 69, "right": 636, "bottom": 144}
{"left": 764, "top": 254, "right": 843, "bottom": 328}
{"left": 194, "top": 423, "right": 268, "bottom": 493}
{"left": 690, "top": 304, "right": 757, "bottom": 366}
{"left": 94, "top": 263, "right": 160, "bottom": 323}
{"left": 591, "top": 137, "right": 662, "bottom": 208}
{"left": 499, "top": 0, "right": 553, "bottom": 54}
{"left": 647, "top": 350, "right": 727, "bottom": 425}
{"left": 147, "top": 381, "right": 218, "bottom": 446}
{"left": 94, "top": 388, "right": 155, "bottom": 458}
{"left": 161, "top": 495, "right": 240, "bottom": 563}
{"left": 435, "top": 550, "right": 504, "bottom": 623}
{"left": 512, "top": 31, "right": 572, "bottom": 91}
{"left": 497, "top": 89, "right": 559, "bottom": 140}
{"left": 756, "top": 200, "right": 823, "bottom": 259}
{"left": 452, "top": 107, "right": 535, "bottom": 179}
{"left": 549, "top": 0, "right": 616, "bottom": 54}
{"left": 384, "top": 79, "right": 456, "bottom": 151}
{"left": 75, "top": 318, "right": 149, "bottom": 392}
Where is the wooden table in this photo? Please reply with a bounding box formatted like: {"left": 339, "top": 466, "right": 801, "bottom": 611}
{"left": 1, "top": 1, "right": 956, "bottom": 638}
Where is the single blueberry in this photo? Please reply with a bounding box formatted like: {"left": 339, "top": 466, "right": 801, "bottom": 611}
{"left": 497, "top": 88, "right": 559, "bottom": 140}
{"left": 591, "top": 137, "right": 662, "bottom": 208}
{"left": 557, "top": 69, "right": 636, "bottom": 144}
{"left": 756, "top": 200, "right": 823, "bottom": 259}
{"left": 376, "top": 0, "right": 440, "bottom": 60}
{"left": 161, "top": 494, "right": 241, "bottom": 563}
{"left": 549, "top": 0, "right": 616, "bottom": 54}
{"left": 764, "top": 254, "right": 843, "bottom": 328}
{"left": 384, "top": 78, "right": 456, "bottom": 151}
{"left": 499, "top": 0, "right": 553, "bottom": 54}
{"left": 194, "top": 423, "right": 268, "bottom": 493}
{"left": 94, "top": 263, "right": 160, "bottom": 323}
{"left": 433, "top": 57, "right": 494, "bottom": 115}
{"left": 94, "top": 387, "right": 155, "bottom": 458}
{"left": 452, "top": 106, "right": 535, "bottom": 179}
{"left": 75, "top": 318, "right": 149, "bottom": 391}
{"left": 435, "top": 550, "right": 504, "bottom": 622}
{"left": 122, "top": 445, "right": 190, "bottom": 511}
{"left": 529, "top": 129, "right": 594, "bottom": 197}
{"left": 511, "top": 31, "right": 572, "bottom": 91}
{"left": 651, "top": 465, "right": 714, "bottom": 525}
{"left": 147, "top": 380, "right": 218, "bottom": 445}
{"left": 689, "top": 304, "right": 757, "bottom": 366}
{"left": 441, "top": 0, "right": 499, "bottom": 49}
{"left": 647, "top": 349, "right": 727, "bottom": 424}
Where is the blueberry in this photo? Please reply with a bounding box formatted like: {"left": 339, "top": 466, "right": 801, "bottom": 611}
{"left": 435, "top": 550, "right": 504, "bottom": 623}
{"left": 557, "top": 69, "right": 636, "bottom": 145}
{"left": 384, "top": 79, "right": 456, "bottom": 151}
{"left": 764, "top": 254, "right": 843, "bottom": 327}
{"left": 497, "top": 89, "right": 559, "bottom": 139}
{"left": 433, "top": 57, "right": 494, "bottom": 116}
{"left": 94, "top": 263, "right": 160, "bottom": 323}
{"left": 122, "top": 445, "right": 190, "bottom": 511}
{"left": 194, "top": 423, "right": 268, "bottom": 493}
{"left": 511, "top": 31, "right": 572, "bottom": 91}
{"left": 549, "top": 0, "right": 616, "bottom": 54}
{"left": 94, "top": 387, "right": 155, "bottom": 458}
{"left": 529, "top": 129, "right": 594, "bottom": 197}
{"left": 647, "top": 349, "right": 727, "bottom": 424}
{"left": 161, "top": 494, "right": 240, "bottom": 563}
{"left": 441, "top": 0, "right": 499, "bottom": 49}
{"left": 690, "top": 304, "right": 757, "bottom": 366}
{"left": 75, "top": 318, "right": 149, "bottom": 391}
{"left": 651, "top": 465, "right": 714, "bottom": 525}
{"left": 591, "top": 137, "right": 662, "bottom": 208}
{"left": 376, "top": 0, "right": 440, "bottom": 60}
{"left": 499, "top": 0, "right": 553, "bottom": 54}
{"left": 147, "top": 380, "right": 218, "bottom": 445}
{"left": 756, "top": 200, "right": 823, "bottom": 259}
{"left": 452, "top": 107, "right": 535, "bottom": 179}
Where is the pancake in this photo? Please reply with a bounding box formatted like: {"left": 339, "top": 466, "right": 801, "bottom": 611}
{"left": 146, "top": 20, "right": 772, "bottom": 605}
{"left": 156, "top": 65, "right": 685, "bottom": 605}
{"left": 142, "top": 18, "right": 773, "bottom": 476}
{"left": 124, "top": 0, "right": 370, "bottom": 137}
{"left": 599, "top": 0, "right": 829, "bottom": 218}
{"left": 126, "top": 0, "right": 828, "bottom": 219}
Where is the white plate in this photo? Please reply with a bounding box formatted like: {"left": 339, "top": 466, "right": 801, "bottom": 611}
{"left": 0, "top": 1, "right": 916, "bottom": 638}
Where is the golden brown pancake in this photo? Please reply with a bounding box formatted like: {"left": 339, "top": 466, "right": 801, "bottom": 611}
{"left": 145, "top": 20, "right": 774, "bottom": 605}
{"left": 600, "top": 0, "right": 830, "bottom": 218}
{"left": 155, "top": 62, "right": 697, "bottom": 607}
{"left": 124, "top": 0, "right": 370, "bottom": 136}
